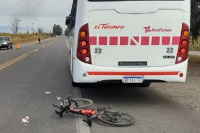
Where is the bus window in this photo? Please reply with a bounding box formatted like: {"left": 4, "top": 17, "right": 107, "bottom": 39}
{"left": 70, "top": 0, "right": 77, "bottom": 29}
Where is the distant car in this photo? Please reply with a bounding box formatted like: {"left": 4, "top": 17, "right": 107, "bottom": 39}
{"left": 0, "top": 36, "right": 13, "bottom": 50}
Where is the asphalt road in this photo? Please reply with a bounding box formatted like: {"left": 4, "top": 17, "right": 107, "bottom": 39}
{"left": 0, "top": 36, "right": 200, "bottom": 133}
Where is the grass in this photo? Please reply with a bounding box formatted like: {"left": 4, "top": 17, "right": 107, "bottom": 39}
{"left": 189, "top": 36, "right": 200, "bottom": 51}
{"left": 189, "top": 55, "right": 200, "bottom": 64}
{"left": 0, "top": 33, "right": 51, "bottom": 45}
{"left": 189, "top": 44, "right": 200, "bottom": 51}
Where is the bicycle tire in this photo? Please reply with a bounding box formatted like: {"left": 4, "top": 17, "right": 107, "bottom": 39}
{"left": 64, "top": 98, "right": 93, "bottom": 109}
{"left": 97, "top": 111, "right": 134, "bottom": 126}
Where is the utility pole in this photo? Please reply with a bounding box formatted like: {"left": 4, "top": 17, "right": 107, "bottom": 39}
{"left": 16, "top": 18, "right": 22, "bottom": 45}
{"left": 32, "top": 23, "right": 34, "bottom": 34}
{"left": 41, "top": 26, "right": 43, "bottom": 36}
{"left": 17, "top": 19, "right": 22, "bottom": 34}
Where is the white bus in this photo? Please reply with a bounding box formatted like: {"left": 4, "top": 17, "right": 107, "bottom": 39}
{"left": 66, "top": 0, "right": 190, "bottom": 87}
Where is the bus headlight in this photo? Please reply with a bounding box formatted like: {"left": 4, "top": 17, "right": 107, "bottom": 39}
{"left": 3, "top": 42, "right": 8, "bottom": 45}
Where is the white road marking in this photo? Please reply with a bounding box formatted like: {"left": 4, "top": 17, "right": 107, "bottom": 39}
{"left": 68, "top": 57, "right": 71, "bottom": 64}
{"left": 19, "top": 43, "right": 33, "bottom": 47}
{"left": 73, "top": 87, "right": 91, "bottom": 133}
{"left": 65, "top": 37, "right": 69, "bottom": 48}
{"left": 34, "top": 49, "right": 39, "bottom": 52}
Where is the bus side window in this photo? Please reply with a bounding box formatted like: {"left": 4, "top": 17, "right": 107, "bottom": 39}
{"left": 70, "top": 0, "right": 77, "bottom": 29}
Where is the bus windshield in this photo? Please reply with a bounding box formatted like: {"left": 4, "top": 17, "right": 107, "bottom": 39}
{"left": 0, "top": 37, "right": 7, "bottom": 41}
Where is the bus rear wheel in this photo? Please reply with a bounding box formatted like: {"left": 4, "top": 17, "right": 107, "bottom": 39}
{"left": 140, "top": 82, "right": 151, "bottom": 87}
{"left": 72, "top": 80, "right": 79, "bottom": 87}
{"left": 72, "top": 79, "right": 84, "bottom": 87}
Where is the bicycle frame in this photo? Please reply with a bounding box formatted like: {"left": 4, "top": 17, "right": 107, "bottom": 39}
{"left": 53, "top": 96, "right": 99, "bottom": 126}
{"left": 70, "top": 105, "right": 98, "bottom": 117}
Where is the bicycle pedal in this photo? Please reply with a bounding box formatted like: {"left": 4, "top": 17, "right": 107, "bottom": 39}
{"left": 83, "top": 119, "right": 92, "bottom": 126}
{"left": 55, "top": 111, "right": 63, "bottom": 118}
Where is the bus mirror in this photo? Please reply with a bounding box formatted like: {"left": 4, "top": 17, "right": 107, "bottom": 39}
{"left": 198, "top": 2, "right": 200, "bottom": 10}
{"left": 65, "top": 16, "right": 71, "bottom": 25}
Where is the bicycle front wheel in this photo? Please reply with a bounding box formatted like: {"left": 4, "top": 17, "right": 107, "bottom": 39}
{"left": 97, "top": 111, "right": 134, "bottom": 126}
{"left": 71, "top": 98, "right": 93, "bottom": 109}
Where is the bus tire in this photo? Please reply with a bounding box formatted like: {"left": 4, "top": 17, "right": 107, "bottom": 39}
{"left": 72, "top": 81, "right": 78, "bottom": 87}
{"left": 72, "top": 80, "right": 79, "bottom": 87}
{"left": 140, "top": 82, "right": 151, "bottom": 87}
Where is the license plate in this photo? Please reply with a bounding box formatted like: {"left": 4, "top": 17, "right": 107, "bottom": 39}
{"left": 122, "top": 76, "right": 144, "bottom": 83}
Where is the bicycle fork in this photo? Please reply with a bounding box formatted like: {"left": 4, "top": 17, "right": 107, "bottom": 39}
{"left": 70, "top": 110, "right": 93, "bottom": 126}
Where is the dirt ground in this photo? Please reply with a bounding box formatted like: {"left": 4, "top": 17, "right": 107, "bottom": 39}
{"left": 152, "top": 55, "right": 200, "bottom": 116}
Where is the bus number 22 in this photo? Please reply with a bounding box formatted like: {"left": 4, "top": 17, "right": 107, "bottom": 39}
{"left": 95, "top": 48, "right": 102, "bottom": 54}
{"left": 167, "top": 48, "right": 173, "bottom": 53}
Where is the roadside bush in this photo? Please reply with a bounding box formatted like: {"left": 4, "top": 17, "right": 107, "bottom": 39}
{"left": 0, "top": 33, "right": 51, "bottom": 45}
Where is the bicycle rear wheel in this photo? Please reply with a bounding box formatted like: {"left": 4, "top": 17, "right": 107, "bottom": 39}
{"left": 70, "top": 98, "right": 93, "bottom": 109}
{"left": 97, "top": 111, "right": 134, "bottom": 126}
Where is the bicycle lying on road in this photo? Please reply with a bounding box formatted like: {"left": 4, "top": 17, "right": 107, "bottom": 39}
{"left": 53, "top": 96, "right": 134, "bottom": 126}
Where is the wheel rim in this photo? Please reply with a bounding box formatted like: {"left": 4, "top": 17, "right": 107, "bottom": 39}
{"left": 98, "top": 111, "right": 134, "bottom": 126}
{"left": 72, "top": 98, "right": 93, "bottom": 109}
{"left": 64, "top": 98, "right": 93, "bottom": 109}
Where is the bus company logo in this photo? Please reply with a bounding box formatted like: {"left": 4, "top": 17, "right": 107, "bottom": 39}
{"left": 143, "top": 26, "right": 172, "bottom": 33}
{"left": 94, "top": 23, "right": 125, "bottom": 30}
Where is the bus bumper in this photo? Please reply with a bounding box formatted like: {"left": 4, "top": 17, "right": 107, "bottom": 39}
{"left": 72, "top": 59, "right": 188, "bottom": 83}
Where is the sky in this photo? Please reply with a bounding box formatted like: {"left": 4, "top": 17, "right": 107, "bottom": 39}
{"left": 0, "top": 0, "right": 73, "bottom": 33}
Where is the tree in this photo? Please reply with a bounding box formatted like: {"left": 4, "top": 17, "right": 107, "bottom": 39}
{"left": 53, "top": 24, "right": 63, "bottom": 35}
{"left": 11, "top": 18, "right": 21, "bottom": 35}
{"left": 191, "top": 0, "right": 200, "bottom": 43}
{"left": 65, "top": 27, "right": 70, "bottom": 36}
{"left": 38, "top": 28, "right": 43, "bottom": 36}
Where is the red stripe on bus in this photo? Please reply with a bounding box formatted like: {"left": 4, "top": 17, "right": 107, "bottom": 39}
{"left": 172, "top": 36, "right": 180, "bottom": 45}
{"left": 87, "top": 71, "right": 180, "bottom": 75}
{"left": 151, "top": 37, "right": 160, "bottom": 45}
{"left": 99, "top": 37, "right": 107, "bottom": 45}
{"left": 120, "top": 37, "right": 128, "bottom": 45}
{"left": 89, "top": 37, "right": 97, "bottom": 45}
{"left": 141, "top": 37, "right": 149, "bottom": 45}
{"left": 90, "top": 36, "right": 180, "bottom": 46}
{"left": 130, "top": 37, "right": 139, "bottom": 45}
{"left": 110, "top": 37, "right": 118, "bottom": 45}
{"left": 162, "top": 36, "right": 170, "bottom": 45}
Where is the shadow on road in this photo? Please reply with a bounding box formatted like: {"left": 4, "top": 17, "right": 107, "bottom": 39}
{"left": 79, "top": 83, "right": 175, "bottom": 108}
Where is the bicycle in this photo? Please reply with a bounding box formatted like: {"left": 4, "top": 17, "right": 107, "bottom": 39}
{"left": 53, "top": 96, "right": 134, "bottom": 126}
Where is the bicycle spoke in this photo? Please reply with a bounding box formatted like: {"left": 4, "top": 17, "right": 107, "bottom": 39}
{"left": 97, "top": 111, "right": 134, "bottom": 126}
